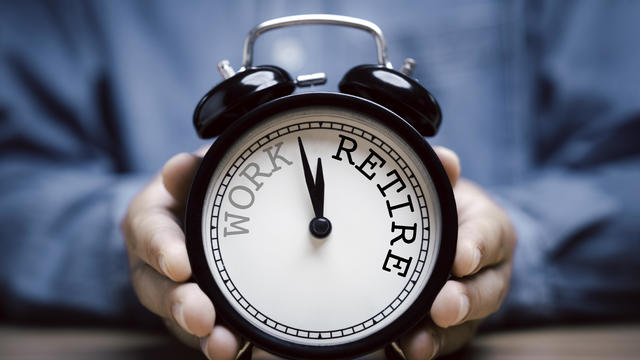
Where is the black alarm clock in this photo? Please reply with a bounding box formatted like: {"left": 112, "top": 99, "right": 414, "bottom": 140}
{"left": 185, "top": 14, "right": 457, "bottom": 360}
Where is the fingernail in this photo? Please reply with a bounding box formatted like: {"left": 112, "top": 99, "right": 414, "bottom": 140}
{"left": 455, "top": 293, "right": 470, "bottom": 325}
{"left": 158, "top": 255, "right": 169, "bottom": 276}
{"left": 171, "top": 302, "right": 188, "bottom": 332}
{"left": 200, "top": 337, "right": 212, "bottom": 360}
{"left": 426, "top": 331, "right": 440, "bottom": 360}
{"left": 470, "top": 247, "right": 482, "bottom": 273}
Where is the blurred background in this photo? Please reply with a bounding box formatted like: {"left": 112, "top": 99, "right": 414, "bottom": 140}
{"left": 1, "top": 0, "right": 639, "bottom": 358}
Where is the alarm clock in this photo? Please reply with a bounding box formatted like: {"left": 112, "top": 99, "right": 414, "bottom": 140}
{"left": 185, "top": 14, "right": 457, "bottom": 360}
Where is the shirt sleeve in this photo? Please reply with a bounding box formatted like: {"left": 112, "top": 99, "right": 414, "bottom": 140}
{"left": 486, "top": 0, "right": 640, "bottom": 327}
{"left": 0, "top": 2, "right": 155, "bottom": 325}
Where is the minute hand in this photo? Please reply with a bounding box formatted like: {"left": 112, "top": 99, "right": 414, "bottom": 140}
{"left": 297, "top": 137, "right": 324, "bottom": 218}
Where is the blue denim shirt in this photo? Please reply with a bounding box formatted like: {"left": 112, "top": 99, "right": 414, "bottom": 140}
{"left": 1, "top": 0, "right": 639, "bottom": 327}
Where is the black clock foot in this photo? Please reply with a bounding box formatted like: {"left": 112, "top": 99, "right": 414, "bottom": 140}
{"left": 309, "top": 217, "right": 332, "bottom": 238}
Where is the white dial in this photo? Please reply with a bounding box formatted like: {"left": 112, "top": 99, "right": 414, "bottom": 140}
{"left": 200, "top": 105, "right": 442, "bottom": 346}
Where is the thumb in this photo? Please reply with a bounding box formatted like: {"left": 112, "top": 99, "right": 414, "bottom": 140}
{"left": 162, "top": 152, "right": 202, "bottom": 205}
{"left": 433, "top": 146, "right": 461, "bottom": 187}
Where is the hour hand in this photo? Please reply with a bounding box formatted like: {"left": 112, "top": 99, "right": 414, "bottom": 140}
{"left": 297, "top": 137, "right": 331, "bottom": 238}
{"left": 314, "top": 157, "right": 324, "bottom": 217}
{"left": 298, "top": 137, "right": 319, "bottom": 216}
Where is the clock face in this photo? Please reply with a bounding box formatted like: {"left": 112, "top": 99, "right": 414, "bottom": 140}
{"left": 187, "top": 93, "right": 456, "bottom": 359}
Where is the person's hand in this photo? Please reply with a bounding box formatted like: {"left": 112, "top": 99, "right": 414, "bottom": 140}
{"left": 399, "top": 147, "right": 517, "bottom": 359}
{"left": 122, "top": 146, "right": 513, "bottom": 360}
{"left": 122, "top": 151, "right": 241, "bottom": 360}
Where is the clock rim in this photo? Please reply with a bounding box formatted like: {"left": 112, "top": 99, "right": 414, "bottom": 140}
{"left": 185, "top": 92, "right": 457, "bottom": 360}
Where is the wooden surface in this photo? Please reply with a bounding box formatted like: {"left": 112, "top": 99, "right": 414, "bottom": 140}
{"left": 1, "top": 324, "right": 639, "bottom": 359}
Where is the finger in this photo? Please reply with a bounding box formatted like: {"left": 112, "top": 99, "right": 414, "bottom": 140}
{"left": 430, "top": 262, "right": 511, "bottom": 328}
{"left": 399, "top": 322, "right": 439, "bottom": 360}
{"left": 131, "top": 263, "right": 215, "bottom": 337}
{"left": 163, "top": 317, "right": 200, "bottom": 349}
{"left": 162, "top": 152, "right": 202, "bottom": 209}
{"left": 126, "top": 206, "right": 191, "bottom": 282}
{"left": 452, "top": 183, "right": 515, "bottom": 277}
{"left": 399, "top": 320, "right": 480, "bottom": 360}
{"left": 433, "top": 146, "right": 461, "bottom": 187}
{"left": 200, "top": 325, "right": 242, "bottom": 360}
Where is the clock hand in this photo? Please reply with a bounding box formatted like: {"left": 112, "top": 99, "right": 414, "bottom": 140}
{"left": 297, "top": 137, "right": 320, "bottom": 217}
{"left": 314, "top": 157, "right": 324, "bottom": 217}
{"left": 297, "top": 136, "right": 332, "bottom": 238}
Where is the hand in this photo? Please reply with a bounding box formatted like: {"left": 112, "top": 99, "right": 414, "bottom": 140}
{"left": 399, "top": 147, "right": 517, "bottom": 359}
{"left": 297, "top": 136, "right": 325, "bottom": 217}
{"left": 297, "top": 136, "right": 331, "bottom": 238}
{"left": 121, "top": 151, "right": 241, "bottom": 360}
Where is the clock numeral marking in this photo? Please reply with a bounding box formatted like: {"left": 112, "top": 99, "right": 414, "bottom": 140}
{"left": 330, "top": 133, "right": 424, "bottom": 282}
{"left": 382, "top": 249, "right": 413, "bottom": 277}
{"left": 210, "top": 121, "right": 433, "bottom": 339}
{"left": 229, "top": 142, "right": 292, "bottom": 244}
{"left": 355, "top": 148, "right": 386, "bottom": 180}
{"left": 386, "top": 195, "right": 415, "bottom": 218}
{"left": 239, "top": 162, "right": 272, "bottom": 191}
{"left": 223, "top": 212, "right": 250, "bottom": 236}
{"left": 377, "top": 169, "right": 407, "bottom": 196}
{"left": 390, "top": 221, "right": 417, "bottom": 246}
{"left": 263, "top": 141, "right": 293, "bottom": 172}
{"left": 332, "top": 134, "right": 357, "bottom": 165}
{"left": 228, "top": 185, "right": 255, "bottom": 209}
